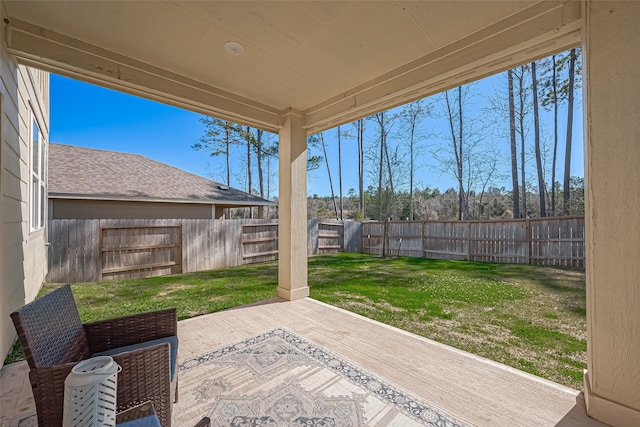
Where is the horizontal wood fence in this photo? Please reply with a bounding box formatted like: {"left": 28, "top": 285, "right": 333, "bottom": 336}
{"left": 362, "top": 217, "right": 584, "bottom": 267}
{"left": 100, "top": 225, "right": 182, "bottom": 281}
{"left": 48, "top": 219, "right": 362, "bottom": 282}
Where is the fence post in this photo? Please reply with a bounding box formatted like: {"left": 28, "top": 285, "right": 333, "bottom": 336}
{"left": 177, "top": 224, "right": 183, "bottom": 273}
{"left": 525, "top": 218, "right": 531, "bottom": 264}
{"left": 422, "top": 221, "right": 426, "bottom": 259}
{"left": 466, "top": 221, "right": 472, "bottom": 261}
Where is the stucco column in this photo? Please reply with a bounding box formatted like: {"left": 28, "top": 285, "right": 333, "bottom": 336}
{"left": 583, "top": 1, "right": 640, "bottom": 426}
{"left": 277, "top": 110, "right": 309, "bottom": 300}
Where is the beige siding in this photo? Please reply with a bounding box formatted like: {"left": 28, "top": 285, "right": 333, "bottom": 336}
{"left": 0, "top": 15, "right": 49, "bottom": 359}
{"left": 51, "top": 199, "right": 214, "bottom": 220}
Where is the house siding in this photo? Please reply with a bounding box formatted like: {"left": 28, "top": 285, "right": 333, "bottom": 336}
{"left": 51, "top": 199, "right": 215, "bottom": 220}
{"left": 0, "top": 15, "right": 49, "bottom": 359}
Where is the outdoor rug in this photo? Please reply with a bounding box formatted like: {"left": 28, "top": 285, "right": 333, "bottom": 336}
{"left": 174, "top": 327, "right": 474, "bottom": 427}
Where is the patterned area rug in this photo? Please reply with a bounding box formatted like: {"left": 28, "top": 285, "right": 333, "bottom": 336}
{"left": 174, "top": 327, "right": 474, "bottom": 426}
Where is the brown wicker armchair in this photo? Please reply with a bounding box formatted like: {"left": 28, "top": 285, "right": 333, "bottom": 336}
{"left": 10, "top": 284, "right": 178, "bottom": 427}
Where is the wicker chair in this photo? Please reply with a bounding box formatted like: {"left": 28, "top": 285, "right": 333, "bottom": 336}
{"left": 10, "top": 284, "right": 179, "bottom": 427}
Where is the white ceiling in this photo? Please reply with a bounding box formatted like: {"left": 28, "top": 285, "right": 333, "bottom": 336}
{"left": 2, "top": 1, "right": 581, "bottom": 133}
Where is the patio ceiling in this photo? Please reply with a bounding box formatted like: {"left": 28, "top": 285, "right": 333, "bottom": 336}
{"left": 3, "top": 0, "right": 580, "bottom": 134}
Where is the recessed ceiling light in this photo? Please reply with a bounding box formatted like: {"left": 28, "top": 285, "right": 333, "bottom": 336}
{"left": 224, "top": 41, "right": 245, "bottom": 55}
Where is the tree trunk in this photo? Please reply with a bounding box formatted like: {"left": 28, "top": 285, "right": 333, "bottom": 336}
{"left": 246, "top": 127, "right": 253, "bottom": 218}
{"left": 409, "top": 118, "right": 416, "bottom": 221}
{"left": 458, "top": 86, "right": 466, "bottom": 220}
{"left": 320, "top": 133, "right": 339, "bottom": 219}
{"left": 518, "top": 68, "right": 527, "bottom": 217}
{"left": 444, "top": 90, "right": 464, "bottom": 221}
{"left": 225, "top": 124, "right": 231, "bottom": 219}
{"left": 225, "top": 127, "right": 231, "bottom": 187}
{"left": 563, "top": 48, "right": 576, "bottom": 216}
{"left": 508, "top": 70, "right": 520, "bottom": 218}
{"left": 532, "top": 61, "right": 546, "bottom": 217}
{"left": 337, "top": 126, "right": 343, "bottom": 220}
{"left": 377, "top": 113, "right": 385, "bottom": 220}
{"left": 383, "top": 128, "right": 395, "bottom": 219}
{"left": 551, "top": 55, "right": 558, "bottom": 216}
{"left": 357, "top": 119, "right": 365, "bottom": 217}
{"left": 256, "top": 129, "right": 264, "bottom": 199}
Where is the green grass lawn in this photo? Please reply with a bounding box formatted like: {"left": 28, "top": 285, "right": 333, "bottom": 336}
{"left": 5, "top": 253, "right": 586, "bottom": 390}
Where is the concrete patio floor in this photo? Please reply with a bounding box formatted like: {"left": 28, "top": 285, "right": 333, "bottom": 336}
{"left": 1, "top": 297, "right": 607, "bottom": 426}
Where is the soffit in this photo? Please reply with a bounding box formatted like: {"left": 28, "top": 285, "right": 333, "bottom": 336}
{"left": 2, "top": 1, "right": 580, "bottom": 132}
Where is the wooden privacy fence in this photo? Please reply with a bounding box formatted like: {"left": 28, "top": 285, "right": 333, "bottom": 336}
{"left": 362, "top": 217, "right": 584, "bottom": 267}
{"left": 48, "top": 219, "right": 362, "bottom": 282}
{"left": 100, "top": 225, "right": 182, "bottom": 281}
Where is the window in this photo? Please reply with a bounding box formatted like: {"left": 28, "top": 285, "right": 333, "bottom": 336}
{"left": 30, "top": 117, "right": 45, "bottom": 231}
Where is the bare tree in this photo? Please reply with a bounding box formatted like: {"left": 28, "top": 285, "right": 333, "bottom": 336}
{"left": 242, "top": 127, "right": 254, "bottom": 217}
{"left": 513, "top": 66, "right": 532, "bottom": 217}
{"left": 356, "top": 119, "right": 365, "bottom": 217}
{"left": 433, "top": 85, "right": 491, "bottom": 221}
{"left": 399, "top": 99, "right": 430, "bottom": 220}
{"left": 508, "top": 70, "right": 521, "bottom": 218}
{"left": 337, "top": 126, "right": 344, "bottom": 220}
{"left": 255, "top": 129, "right": 264, "bottom": 199}
{"left": 531, "top": 61, "right": 546, "bottom": 216}
{"left": 563, "top": 48, "right": 577, "bottom": 216}
{"left": 319, "top": 132, "right": 339, "bottom": 219}
{"left": 442, "top": 88, "right": 467, "bottom": 220}
{"left": 372, "top": 111, "right": 397, "bottom": 220}
{"left": 550, "top": 55, "right": 559, "bottom": 215}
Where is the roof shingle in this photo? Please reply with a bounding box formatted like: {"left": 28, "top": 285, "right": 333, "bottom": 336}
{"left": 48, "top": 143, "right": 273, "bottom": 206}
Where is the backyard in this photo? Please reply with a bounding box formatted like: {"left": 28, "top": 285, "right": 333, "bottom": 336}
{"left": 8, "top": 253, "right": 586, "bottom": 390}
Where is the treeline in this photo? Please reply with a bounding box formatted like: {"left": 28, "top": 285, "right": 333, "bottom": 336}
{"left": 308, "top": 178, "right": 584, "bottom": 221}
{"left": 195, "top": 48, "right": 582, "bottom": 222}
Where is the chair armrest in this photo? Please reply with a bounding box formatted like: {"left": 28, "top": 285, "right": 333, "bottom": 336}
{"left": 116, "top": 401, "right": 157, "bottom": 423}
{"left": 194, "top": 417, "right": 211, "bottom": 427}
{"left": 84, "top": 308, "right": 177, "bottom": 353}
{"left": 29, "top": 343, "right": 173, "bottom": 427}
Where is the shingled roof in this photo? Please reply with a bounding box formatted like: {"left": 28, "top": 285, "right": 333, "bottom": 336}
{"left": 49, "top": 143, "right": 274, "bottom": 206}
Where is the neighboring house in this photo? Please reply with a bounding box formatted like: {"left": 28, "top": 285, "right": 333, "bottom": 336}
{"left": 48, "top": 143, "right": 273, "bottom": 220}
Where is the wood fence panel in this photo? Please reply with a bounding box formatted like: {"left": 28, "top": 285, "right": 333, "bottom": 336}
{"left": 386, "top": 221, "right": 423, "bottom": 257}
{"left": 469, "top": 219, "right": 528, "bottom": 264}
{"left": 343, "top": 221, "right": 362, "bottom": 253}
{"left": 99, "top": 225, "right": 182, "bottom": 281}
{"left": 241, "top": 221, "right": 279, "bottom": 264}
{"left": 423, "top": 221, "right": 467, "bottom": 260}
{"left": 529, "top": 217, "right": 584, "bottom": 267}
{"left": 307, "top": 220, "right": 319, "bottom": 255}
{"left": 361, "top": 218, "right": 584, "bottom": 266}
{"left": 318, "top": 221, "right": 343, "bottom": 254}
{"left": 211, "top": 219, "right": 223, "bottom": 270}
{"left": 361, "top": 222, "right": 385, "bottom": 256}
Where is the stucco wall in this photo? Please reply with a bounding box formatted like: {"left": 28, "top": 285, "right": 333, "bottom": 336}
{"left": 51, "top": 198, "right": 215, "bottom": 220}
{"left": 0, "top": 16, "right": 49, "bottom": 359}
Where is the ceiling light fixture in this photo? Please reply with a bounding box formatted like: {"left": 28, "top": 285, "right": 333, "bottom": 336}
{"left": 224, "top": 41, "right": 245, "bottom": 55}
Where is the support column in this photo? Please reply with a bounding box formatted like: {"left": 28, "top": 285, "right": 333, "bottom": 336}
{"left": 277, "top": 110, "right": 309, "bottom": 300}
{"left": 583, "top": 1, "right": 640, "bottom": 426}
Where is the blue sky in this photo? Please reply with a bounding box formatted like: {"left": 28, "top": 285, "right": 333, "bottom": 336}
{"left": 50, "top": 68, "right": 583, "bottom": 199}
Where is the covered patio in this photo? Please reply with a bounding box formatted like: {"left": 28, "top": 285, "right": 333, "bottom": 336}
{"left": 1, "top": 1, "right": 638, "bottom": 425}
{"left": 2, "top": 297, "right": 605, "bottom": 426}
